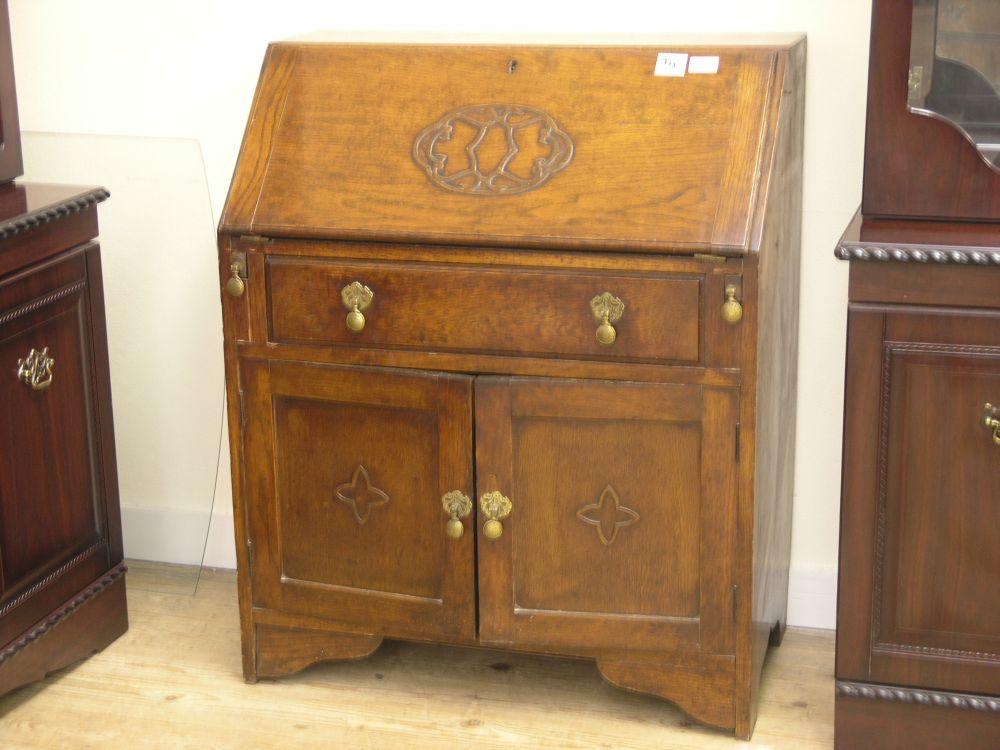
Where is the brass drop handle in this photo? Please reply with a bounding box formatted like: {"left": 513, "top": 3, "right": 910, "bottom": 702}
{"left": 441, "top": 491, "right": 472, "bottom": 539}
{"left": 17, "top": 347, "right": 55, "bottom": 391}
{"left": 225, "top": 262, "right": 246, "bottom": 298}
{"left": 722, "top": 284, "right": 743, "bottom": 325}
{"left": 341, "top": 281, "right": 374, "bottom": 333}
{"left": 590, "top": 292, "right": 625, "bottom": 347}
{"left": 479, "top": 490, "right": 512, "bottom": 540}
{"left": 984, "top": 403, "right": 1000, "bottom": 446}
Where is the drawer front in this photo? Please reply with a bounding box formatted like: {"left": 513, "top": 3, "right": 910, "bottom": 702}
{"left": 267, "top": 257, "right": 702, "bottom": 364}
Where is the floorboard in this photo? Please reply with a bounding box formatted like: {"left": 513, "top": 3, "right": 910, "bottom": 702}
{"left": 0, "top": 561, "right": 834, "bottom": 749}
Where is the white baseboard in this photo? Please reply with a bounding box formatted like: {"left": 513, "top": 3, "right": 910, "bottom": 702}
{"left": 122, "top": 505, "right": 236, "bottom": 569}
{"left": 123, "top": 506, "right": 837, "bottom": 630}
{"left": 786, "top": 564, "right": 838, "bottom": 630}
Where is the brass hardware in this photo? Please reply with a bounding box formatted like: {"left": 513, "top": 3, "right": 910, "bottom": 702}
{"left": 590, "top": 292, "right": 624, "bottom": 347}
{"left": 17, "top": 347, "right": 55, "bottom": 391}
{"left": 225, "top": 262, "right": 246, "bottom": 297}
{"left": 692, "top": 252, "right": 726, "bottom": 264}
{"left": 479, "top": 490, "right": 512, "bottom": 540}
{"left": 442, "top": 490, "right": 473, "bottom": 539}
{"left": 341, "top": 281, "right": 374, "bottom": 333}
{"left": 237, "top": 233, "right": 273, "bottom": 246}
{"left": 722, "top": 284, "right": 743, "bottom": 325}
{"left": 984, "top": 403, "right": 1000, "bottom": 446}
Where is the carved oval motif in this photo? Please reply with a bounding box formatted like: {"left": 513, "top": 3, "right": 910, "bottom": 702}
{"left": 412, "top": 104, "right": 574, "bottom": 196}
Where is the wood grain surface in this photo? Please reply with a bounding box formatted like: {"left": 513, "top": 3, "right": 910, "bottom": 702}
{"left": 221, "top": 43, "right": 794, "bottom": 255}
{"left": 266, "top": 255, "right": 703, "bottom": 364}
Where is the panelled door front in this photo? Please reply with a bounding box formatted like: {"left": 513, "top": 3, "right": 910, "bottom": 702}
{"left": 840, "top": 307, "right": 1000, "bottom": 694}
{"left": 240, "top": 360, "right": 476, "bottom": 642}
{"left": 0, "top": 248, "right": 110, "bottom": 646}
{"left": 474, "top": 376, "right": 739, "bottom": 655}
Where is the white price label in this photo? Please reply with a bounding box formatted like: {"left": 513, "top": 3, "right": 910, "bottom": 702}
{"left": 654, "top": 52, "right": 689, "bottom": 77}
{"left": 688, "top": 55, "right": 720, "bottom": 74}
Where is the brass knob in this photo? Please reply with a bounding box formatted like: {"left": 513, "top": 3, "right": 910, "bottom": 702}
{"left": 590, "top": 292, "right": 624, "bottom": 347}
{"left": 984, "top": 403, "right": 1000, "bottom": 446}
{"left": 225, "top": 263, "right": 246, "bottom": 298}
{"left": 441, "top": 490, "right": 472, "bottom": 539}
{"left": 722, "top": 284, "right": 743, "bottom": 325}
{"left": 341, "top": 281, "right": 373, "bottom": 333}
{"left": 479, "top": 490, "right": 512, "bottom": 540}
{"left": 17, "top": 347, "right": 55, "bottom": 391}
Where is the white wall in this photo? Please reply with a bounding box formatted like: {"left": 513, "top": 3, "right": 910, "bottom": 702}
{"left": 11, "top": 0, "right": 872, "bottom": 628}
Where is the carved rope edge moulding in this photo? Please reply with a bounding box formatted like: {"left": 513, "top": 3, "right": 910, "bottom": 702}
{"left": 836, "top": 681, "right": 1000, "bottom": 713}
{"left": 0, "top": 188, "right": 110, "bottom": 240}
{"left": 836, "top": 242, "right": 1000, "bottom": 266}
{"left": 0, "top": 562, "right": 127, "bottom": 665}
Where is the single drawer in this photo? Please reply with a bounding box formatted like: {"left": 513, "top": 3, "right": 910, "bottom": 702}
{"left": 267, "top": 257, "right": 702, "bottom": 363}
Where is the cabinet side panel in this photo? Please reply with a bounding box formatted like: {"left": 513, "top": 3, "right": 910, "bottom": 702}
{"left": 84, "top": 244, "right": 123, "bottom": 563}
{"left": 743, "top": 37, "right": 805, "bottom": 738}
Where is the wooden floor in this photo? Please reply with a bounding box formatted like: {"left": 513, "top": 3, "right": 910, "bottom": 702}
{"left": 0, "top": 562, "right": 835, "bottom": 748}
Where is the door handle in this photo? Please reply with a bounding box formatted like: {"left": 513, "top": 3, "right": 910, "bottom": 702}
{"left": 479, "top": 491, "right": 512, "bottom": 540}
{"left": 984, "top": 403, "right": 1000, "bottom": 446}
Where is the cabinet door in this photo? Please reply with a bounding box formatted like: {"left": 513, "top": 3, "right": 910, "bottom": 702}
{"left": 240, "top": 360, "right": 475, "bottom": 641}
{"left": 838, "top": 308, "right": 1000, "bottom": 694}
{"left": 475, "top": 377, "right": 739, "bottom": 655}
{"left": 0, "top": 247, "right": 113, "bottom": 645}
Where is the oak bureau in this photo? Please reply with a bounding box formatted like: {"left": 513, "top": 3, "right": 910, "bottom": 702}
{"left": 218, "top": 39, "right": 805, "bottom": 739}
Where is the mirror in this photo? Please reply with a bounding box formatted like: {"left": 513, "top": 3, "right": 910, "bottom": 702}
{"left": 908, "top": 0, "right": 1000, "bottom": 171}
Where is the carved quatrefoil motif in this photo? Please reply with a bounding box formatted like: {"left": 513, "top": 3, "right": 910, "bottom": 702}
{"left": 335, "top": 465, "right": 390, "bottom": 525}
{"left": 412, "top": 104, "right": 574, "bottom": 195}
{"left": 576, "top": 485, "right": 640, "bottom": 546}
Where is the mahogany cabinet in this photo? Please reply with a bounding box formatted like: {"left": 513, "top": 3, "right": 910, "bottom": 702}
{"left": 0, "top": 183, "right": 127, "bottom": 698}
{"left": 220, "top": 40, "right": 805, "bottom": 739}
{"left": 835, "top": 1, "right": 1000, "bottom": 746}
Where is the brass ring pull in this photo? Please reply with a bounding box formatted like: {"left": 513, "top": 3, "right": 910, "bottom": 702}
{"left": 225, "top": 262, "right": 246, "bottom": 298}
{"left": 17, "top": 347, "right": 55, "bottom": 391}
{"left": 341, "top": 281, "right": 374, "bottom": 333}
{"left": 441, "top": 490, "right": 472, "bottom": 539}
{"left": 722, "top": 284, "right": 743, "bottom": 325}
{"left": 984, "top": 403, "right": 1000, "bottom": 446}
{"left": 479, "top": 490, "right": 512, "bottom": 540}
{"left": 590, "top": 292, "right": 624, "bottom": 347}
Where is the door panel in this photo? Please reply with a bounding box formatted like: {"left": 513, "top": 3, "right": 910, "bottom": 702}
{"left": 880, "top": 354, "right": 1000, "bottom": 653}
{"left": 0, "top": 247, "right": 111, "bottom": 646}
{"left": 240, "top": 360, "right": 475, "bottom": 641}
{"left": 872, "top": 341, "right": 1000, "bottom": 692}
{"left": 475, "top": 376, "right": 738, "bottom": 655}
{"left": 839, "top": 306, "right": 1000, "bottom": 694}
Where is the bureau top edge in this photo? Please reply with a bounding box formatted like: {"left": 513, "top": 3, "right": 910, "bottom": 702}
{"left": 281, "top": 32, "right": 806, "bottom": 48}
{"left": 220, "top": 40, "right": 805, "bottom": 258}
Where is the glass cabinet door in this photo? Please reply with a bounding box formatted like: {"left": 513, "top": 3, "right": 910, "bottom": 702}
{"left": 909, "top": 0, "right": 1000, "bottom": 171}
